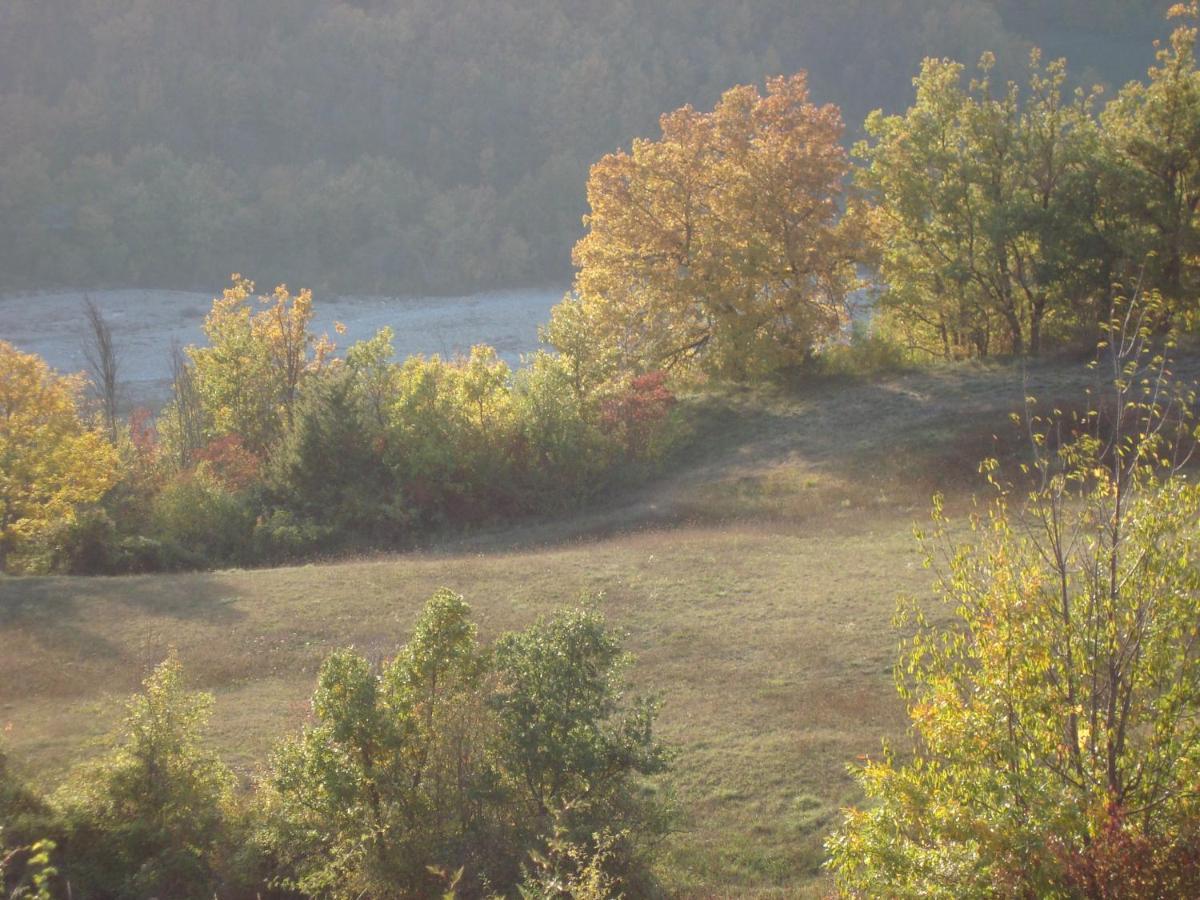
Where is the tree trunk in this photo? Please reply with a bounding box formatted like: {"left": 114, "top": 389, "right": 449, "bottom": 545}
{"left": 1030, "top": 297, "right": 1046, "bottom": 357}
{"left": 1004, "top": 307, "right": 1024, "bottom": 357}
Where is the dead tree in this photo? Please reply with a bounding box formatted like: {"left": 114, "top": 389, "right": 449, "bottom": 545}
{"left": 82, "top": 294, "right": 120, "bottom": 440}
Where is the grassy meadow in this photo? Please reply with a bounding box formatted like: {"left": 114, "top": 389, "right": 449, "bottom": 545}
{"left": 0, "top": 358, "right": 1106, "bottom": 896}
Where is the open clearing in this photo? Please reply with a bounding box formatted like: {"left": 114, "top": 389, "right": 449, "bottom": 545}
{"left": 0, "top": 356, "right": 1121, "bottom": 896}
{"left": 0, "top": 286, "right": 562, "bottom": 406}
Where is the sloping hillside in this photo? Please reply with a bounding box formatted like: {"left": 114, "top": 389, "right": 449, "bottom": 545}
{"left": 0, "top": 357, "right": 1130, "bottom": 895}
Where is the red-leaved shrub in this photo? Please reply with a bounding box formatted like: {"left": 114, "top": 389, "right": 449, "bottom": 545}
{"left": 600, "top": 371, "right": 675, "bottom": 459}
{"left": 193, "top": 434, "right": 261, "bottom": 491}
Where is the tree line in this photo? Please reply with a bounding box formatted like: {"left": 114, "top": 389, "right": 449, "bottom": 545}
{"left": 555, "top": 6, "right": 1200, "bottom": 376}
{"left": 0, "top": 276, "right": 681, "bottom": 574}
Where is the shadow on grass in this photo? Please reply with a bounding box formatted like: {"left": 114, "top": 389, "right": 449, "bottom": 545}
{"left": 0, "top": 571, "right": 247, "bottom": 620}
{"left": 0, "top": 572, "right": 247, "bottom": 665}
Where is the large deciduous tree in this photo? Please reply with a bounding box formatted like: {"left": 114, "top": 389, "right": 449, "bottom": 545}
{"left": 0, "top": 341, "right": 119, "bottom": 572}
{"left": 1101, "top": 3, "right": 1200, "bottom": 321}
{"left": 857, "top": 51, "right": 1103, "bottom": 359}
{"left": 551, "top": 73, "right": 860, "bottom": 379}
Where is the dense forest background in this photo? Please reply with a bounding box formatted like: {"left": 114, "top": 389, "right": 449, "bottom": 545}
{"left": 0, "top": 0, "right": 1172, "bottom": 295}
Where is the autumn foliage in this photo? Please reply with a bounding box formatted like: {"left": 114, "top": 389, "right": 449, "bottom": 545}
{"left": 0, "top": 278, "right": 681, "bottom": 574}
{"left": 553, "top": 73, "right": 860, "bottom": 379}
{"left": 827, "top": 307, "right": 1200, "bottom": 895}
{"left": 1051, "top": 803, "right": 1200, "bottom": 900}
{"left": 0, "top": 340, "right": 119, "bottom": 572}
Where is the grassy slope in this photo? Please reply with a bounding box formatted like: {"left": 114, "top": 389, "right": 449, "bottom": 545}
{"left": 0, "top": 358, "right": 1105, "bottom": 896}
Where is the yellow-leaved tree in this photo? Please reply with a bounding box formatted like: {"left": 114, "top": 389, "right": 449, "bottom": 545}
{"left": 548, "top": 73, "right": 860, "bottom": 379}
{"left": 0, "top": 341, "right": 120, "bottom": 572}
{"left": 827, "top": 300, "right": 1200, "bottom": 895}
{"left": 183, "top": 276, "right": 334, "bottom": 456}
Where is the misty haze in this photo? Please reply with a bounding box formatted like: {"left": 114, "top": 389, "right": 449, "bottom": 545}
{"left": 3, "top": 2, "right": 1200, "bottom": 898}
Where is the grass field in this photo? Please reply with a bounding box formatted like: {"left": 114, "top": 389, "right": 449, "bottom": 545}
{"left": 0, "top": 357, "right": 1108, "bottom": 896}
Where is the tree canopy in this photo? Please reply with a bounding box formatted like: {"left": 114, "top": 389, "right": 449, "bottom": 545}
{"left": 856, "top": 52, "right": 1105, "bottom": 357}
{"left": 553, "top": 74, "right": 860, "bottom": 378}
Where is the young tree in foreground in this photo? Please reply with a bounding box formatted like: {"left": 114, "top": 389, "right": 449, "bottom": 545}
{"left": 55, "top": 652, "right": 235, "bottom": 899}
{"left": 259, "top": 589, "right": 495, "bottom": 898}
{"left": 0, "top": 341, "right": 119, "bottom": 572}
{"left": 259, "top": 591, "right": 669, "bottom": 898}
{"left": 827, "top": 299, "right": 1200, "bottom": 896}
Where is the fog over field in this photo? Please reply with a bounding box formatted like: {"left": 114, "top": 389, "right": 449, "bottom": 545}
{"left": 0, "top": 287, "right": 561, "bottom": 404}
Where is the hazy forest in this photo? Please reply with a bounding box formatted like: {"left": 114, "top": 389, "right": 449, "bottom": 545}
{"left": 0, "top": 0, "right": 1173, "bottom": 293}
{"left": 5, "top": 1, "right": 1200, "bottom": 898}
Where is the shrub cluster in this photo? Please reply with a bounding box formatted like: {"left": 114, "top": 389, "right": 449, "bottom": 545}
{"left": 1, "top": 280, "right": 681, "bottom": 575}
{"left": 0, "top": 594, "right": 671, "bottom": 898}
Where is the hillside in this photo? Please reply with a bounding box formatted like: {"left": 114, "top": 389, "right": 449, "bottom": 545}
{"left": 0, "top": 357, "right": 1111, "bottom": 895}
{"left": 0, "top": 0, "right": 1170, "bottom": 296}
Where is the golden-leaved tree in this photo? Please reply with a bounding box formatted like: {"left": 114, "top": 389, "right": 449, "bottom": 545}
{"left": 183, "top": 276, "right": 335, "bottom": 456}
{"left": 548, "top": 73, "right": 860, "bottom": 379}
{"left": 0, "top": 341, "right": 119, "bottom": 572}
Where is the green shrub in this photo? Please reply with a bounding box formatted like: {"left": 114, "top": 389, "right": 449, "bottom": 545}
{"left": 54, "top": 653, "right": 237, "bottom": 899}
{"left": 493, "top": 604, "right": 672, "bottom": 890}
{"left": 250, "top": 509, "right": 335, "bottom": 563}
{"left": 385, "top": 347, "right": 523, "bottom": 524}
{"left": 518, "top": 820, "right": 628, "bottom": 900}
{"left": 96, "top": 302, "right": 685, "bottom": 571}
{"left": 12, "top": 508, "right": 119, "bottom": 575}
{"left": 150, "top": 467, "right": 255, "bottom": 566}
{"left": 0, "top": 748, "right": 57, "bottom": 900}
{"left": 266, "top": 370, "right": 405, "bottom": 540}
{"left": 817, "top": 319, "right": 912, "bottom": 377}
{"left": 109, "top": 535, "right": 185, "bottom": 573}
{"left": 259, "top": 591, "right": 670, "bottom": 897}
{"left": 258, "top": 589, "right": 513, "bottom": 897}
{"left": 511, "top": 351, "right": 617, "bottom": 503}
